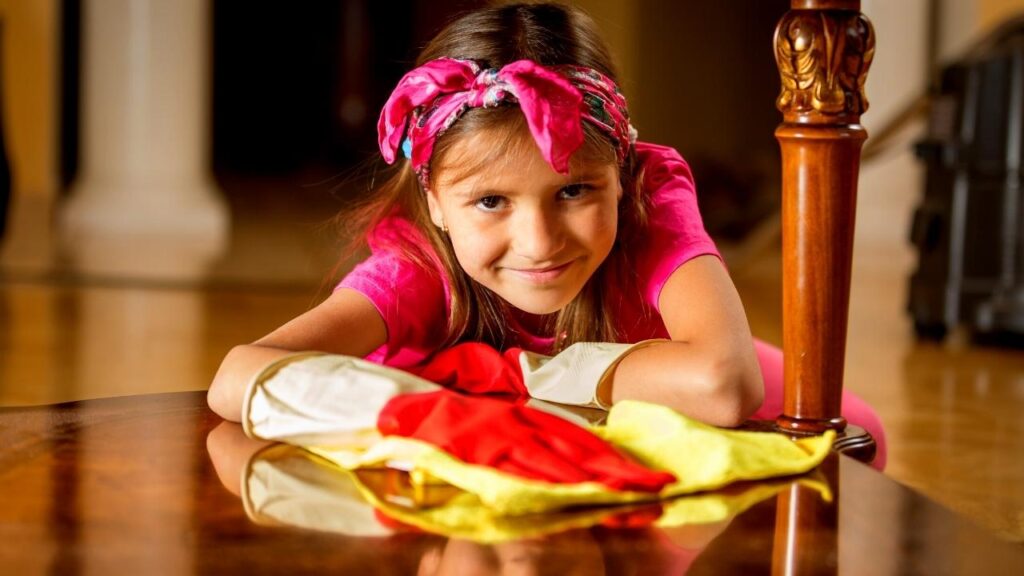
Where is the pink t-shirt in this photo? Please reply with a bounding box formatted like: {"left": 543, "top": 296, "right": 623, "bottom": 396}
{"left": 337, "top": 142, "right": 720, "bottom": 367}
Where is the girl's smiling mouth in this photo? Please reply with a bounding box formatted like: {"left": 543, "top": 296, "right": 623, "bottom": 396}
{"left": 506, "top": 260, "right": 576, "bottom": 283}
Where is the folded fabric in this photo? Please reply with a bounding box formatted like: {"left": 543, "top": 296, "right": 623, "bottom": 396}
{"left": 312, "top": 401, "right": 835, "bottom": 515}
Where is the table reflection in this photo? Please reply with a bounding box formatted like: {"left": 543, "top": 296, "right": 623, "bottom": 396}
{"left": 773, "top": 457, "right": 839, "bottom": 576}
{"left": 207, "top": 421, "right": 835, "bottom": 575}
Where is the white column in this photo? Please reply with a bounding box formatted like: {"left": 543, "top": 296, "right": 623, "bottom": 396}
{"left": 61, "top": 0, "right": 228, "bottom": 279}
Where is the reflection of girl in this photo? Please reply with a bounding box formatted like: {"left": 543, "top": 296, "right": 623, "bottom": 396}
{"left": 207, "top": 3, "right": 885, "bottom": 468}
{"left": 417, "top": 524, "right": 726, "bottom": 576}
{"left": 417, "top": 526, "right": 720, "bottom": 575}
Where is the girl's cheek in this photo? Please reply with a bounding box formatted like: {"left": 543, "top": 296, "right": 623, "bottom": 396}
{"left": 450, "top": 231, "right": 503, "bottom": 273}
{"left": 576, "top": 205, "right": 618, "bottom": 245}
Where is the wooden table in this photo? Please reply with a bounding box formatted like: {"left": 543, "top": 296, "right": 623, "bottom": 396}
{"left": 1, "top": 392, "right": 1021, "bottom": 574}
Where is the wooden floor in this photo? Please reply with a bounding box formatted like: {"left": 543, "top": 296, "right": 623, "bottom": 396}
{"left": 2, "top": 144, "right": 1023, "bottom": 543}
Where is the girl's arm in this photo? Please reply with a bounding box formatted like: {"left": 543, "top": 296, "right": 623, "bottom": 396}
{"left": 207, "top": 288, "right": 388, "bottom": 422}
{"left": 604, "top": 255, "right": 764, "bottom": 427}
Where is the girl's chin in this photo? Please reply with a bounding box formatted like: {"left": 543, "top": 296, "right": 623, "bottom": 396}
{"left": 510, "top": 302, "right": 565, "bottom": 316}
{"left": 471, "top": 272, "right": 584, "bottom": 315}
{"left": 500, "top": 291, "right": 578, "bottom": 316}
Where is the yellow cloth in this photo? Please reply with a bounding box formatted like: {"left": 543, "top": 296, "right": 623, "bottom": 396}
{"left": 309, "top": 400, "right": 834, "bottom": 516}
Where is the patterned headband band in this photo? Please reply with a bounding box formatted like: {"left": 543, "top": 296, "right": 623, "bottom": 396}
{"left": 377, "top": 58, "right": 637, "bottom": 185}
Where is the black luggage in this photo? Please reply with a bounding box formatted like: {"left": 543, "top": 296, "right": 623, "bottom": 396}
{"left": 908, "top": 27, "right": 1024, "bottom": 343}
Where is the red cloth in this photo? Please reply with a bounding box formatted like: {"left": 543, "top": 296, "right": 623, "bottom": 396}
{"left": 377, "top": 390, "right": 675, "bottom": 493}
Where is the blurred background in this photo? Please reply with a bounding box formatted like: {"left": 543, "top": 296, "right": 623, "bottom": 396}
{"left": 1, "top": 0, "right": 1024, "bottom": 544}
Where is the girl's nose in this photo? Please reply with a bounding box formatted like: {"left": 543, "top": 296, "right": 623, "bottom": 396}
{"left": 512, "top": 208, "right": 566, "bottom": 262}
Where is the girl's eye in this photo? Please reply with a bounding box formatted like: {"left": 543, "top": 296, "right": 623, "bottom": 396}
{"left": 475, "top": 195, "right": 506, "bottom": 211}
{"left": 559, "top": 184, "right": 591, "bottom": 200}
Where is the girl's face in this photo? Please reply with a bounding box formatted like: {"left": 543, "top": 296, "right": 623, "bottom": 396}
{"left": 427, "top": 130, "right": 623, "bottom": 315}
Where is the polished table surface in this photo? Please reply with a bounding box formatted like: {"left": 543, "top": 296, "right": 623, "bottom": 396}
{"left": 1, "top": 392, "right": 1022, "bottom": 575}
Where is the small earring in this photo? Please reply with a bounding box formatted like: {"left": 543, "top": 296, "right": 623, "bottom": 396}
{"left": 441, "top": 221, "right": 449, "bottom": 234}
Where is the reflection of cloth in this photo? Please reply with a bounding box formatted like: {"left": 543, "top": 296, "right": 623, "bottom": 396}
{"left": 312, "top": 401, "right": 834, "bottom": 516}
{"left": 337, "top": 142, "right": 719, "bottom": 367}
{"left": 241, "top": 443, "right": 832, "bottom": 544}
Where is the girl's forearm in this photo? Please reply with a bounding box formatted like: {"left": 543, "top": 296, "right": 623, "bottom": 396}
{"left": 207, "top": 288, "right": 389, "bottom": 422}
{"left": 207, "top": 344, "right": 304, "bottom": 422}
{"left": 603, "top": 340, "right": 763, "bottom": 427}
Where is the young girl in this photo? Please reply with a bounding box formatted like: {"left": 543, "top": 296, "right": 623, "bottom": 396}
{"left": 208, "top": 2, "right": 885, "bottom": 468}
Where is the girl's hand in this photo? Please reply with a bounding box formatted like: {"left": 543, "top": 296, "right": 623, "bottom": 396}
{"left": 408, "top": 342, "right": 528, "bottom": 397}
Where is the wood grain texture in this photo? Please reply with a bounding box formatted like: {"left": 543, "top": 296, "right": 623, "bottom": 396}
{"left": 777, "top": 124, "right": 865, "bottom": 433}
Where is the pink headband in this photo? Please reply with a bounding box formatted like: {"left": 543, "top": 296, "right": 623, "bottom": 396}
{"left": 377, "top": 58, "right": 636, "bottom": 184}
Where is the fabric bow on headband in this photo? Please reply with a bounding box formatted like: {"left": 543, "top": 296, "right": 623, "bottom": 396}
{"left": 377, "top": 58, "right": 636, "bottom": 182}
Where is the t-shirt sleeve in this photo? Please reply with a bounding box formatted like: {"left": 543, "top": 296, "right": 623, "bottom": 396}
{"left": 335, "top": 219, "right": 449, "bottom": 368}
{"left": 633, "top": 142, "right": 721, "bottom": 312}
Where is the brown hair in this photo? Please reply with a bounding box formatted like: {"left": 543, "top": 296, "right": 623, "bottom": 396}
{"left": 340, "top": 3, "right": 648, "bottom": 352}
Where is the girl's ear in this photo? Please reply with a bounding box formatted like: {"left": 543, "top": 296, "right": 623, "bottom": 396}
{"left": 425, "top": 188, "right": 446, "bottom": 229}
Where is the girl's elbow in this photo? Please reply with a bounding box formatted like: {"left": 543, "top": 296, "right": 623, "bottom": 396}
{"left": 206, "top": 374, "right": 234, "bottom": 421}
{"left": 736, "top": 360, "right": 765, "bottom": 420}
{"left": 207, "top": 345, "right": 247, "bottom": 421}
{"left": 703, "top": 358, "right": 764, "bottom": 428}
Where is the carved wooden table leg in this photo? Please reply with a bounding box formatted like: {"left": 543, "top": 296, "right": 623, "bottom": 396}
{"left": 772, "top": 0, "right": 877, "bottom": 462}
